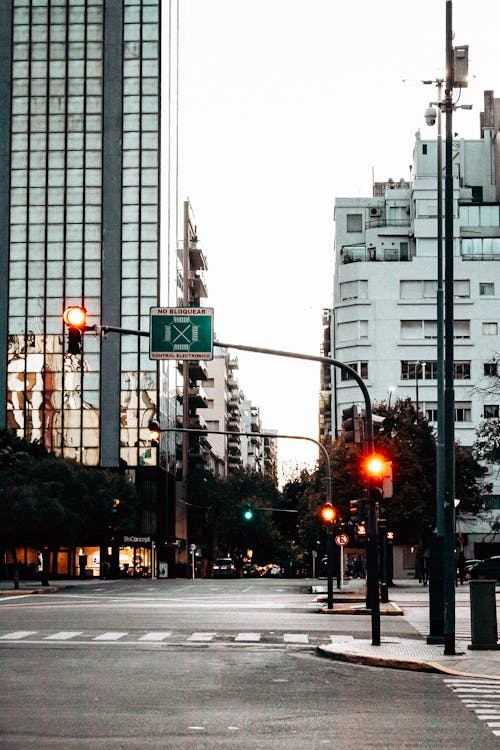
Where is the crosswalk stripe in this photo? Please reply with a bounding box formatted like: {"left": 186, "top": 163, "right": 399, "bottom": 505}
{"left": 138, "top": 632, "right": 172, "bottom": 642}
{"left": 93, "top": 632, "right": 128, "bottom": 641}
{"left": 234, "top": 632, "right": 261, "bottom": 642}
{"left": 187, "top": 632, "right": 216, "bottom": 642}
{"left": 44, "top": 631, "right": 83, "bottom": 641}
{"left": 0, "top": 631, "right": 37, "bottom": 640}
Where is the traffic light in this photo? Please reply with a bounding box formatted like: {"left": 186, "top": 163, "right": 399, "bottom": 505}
{"left": 243, "top": 503, "right": 254, "bottom": 521}
{"left": 319, "top": 502, "right": 336, "bottom": 525}
{"left": 341, "top": 405, "right": 361, "bottom": 444}
{"left": 148, "top": 419, "right": 161, "bottom": 445}
{"left": 63, "top": 305, "right": 87, "bottom": 355}
{"left": 349, "top": 497, "right": 365, "bottom": 523}
{"left": 363, "top": 454, "right": 393, "bottom": 498}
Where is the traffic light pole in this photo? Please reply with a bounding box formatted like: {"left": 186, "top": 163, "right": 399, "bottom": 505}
{"left": 214, "top": 340, "right": 380, "bottom": 646}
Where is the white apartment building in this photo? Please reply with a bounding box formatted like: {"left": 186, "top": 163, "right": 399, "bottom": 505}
{"left": 331, "top": 91, "right": 500, "bottom": 527}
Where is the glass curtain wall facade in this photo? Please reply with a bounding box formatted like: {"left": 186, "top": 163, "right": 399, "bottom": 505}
{"left": 0, "top": 0, "right": 177, "bottom": 476}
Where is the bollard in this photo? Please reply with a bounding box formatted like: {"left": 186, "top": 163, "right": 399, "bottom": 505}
{"left": 468, "top": 579, "right": 500, "bottom": 651}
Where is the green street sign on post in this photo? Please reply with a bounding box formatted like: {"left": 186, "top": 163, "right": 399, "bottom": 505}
{"left": 149, "top": 307, "right": 214, "bottom": 360}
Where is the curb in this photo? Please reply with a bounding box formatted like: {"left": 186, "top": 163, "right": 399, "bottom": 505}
{"left": 1, "top": 586, "right": 62, "bottom": 596}
{"left": 316, "top": 646, "right": 500, "bottom": 680}
{"left": 318, "top": 603, "right": 404, "bottom": 616}
{"left": 317, "top": 645, "right": 440, "bottom": 673}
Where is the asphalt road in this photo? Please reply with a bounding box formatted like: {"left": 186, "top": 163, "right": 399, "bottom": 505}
{"left": 1, "top": 578, "right": 499, "bottom": 749}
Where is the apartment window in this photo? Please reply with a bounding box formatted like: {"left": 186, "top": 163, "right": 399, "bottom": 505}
{"left": 454, "top": 280, "right": 470, "bottom": 298}
{"left": 340, "top": 279, "right": 368, "bottom": 301}
{"left": 455, "top": 403, "right": 472, "bottom": 422}
{"left": 454, "top": 320, "right": 470, "bottom": 339}
{"left": 462, "top": 237, "right": 500, "bottom": 260}
{"left": 484, "top": 405, "right": 499, "bottom": 418}
{"left": 337, "top": 320, "right": 368, "bottom": 343}
{"left": 484, "top": 362, "right": 498, "bottom": 377}
{"left": 460, "top": 204, "right": 500, "bottom": 226}
{"left": 346, "top": 213, "right": 362, "bottom": 232}
{"left": 425, "top": 405, "right": 438, "bottom": 422}
{"left": 400, "top": 280, "right": 437, "bottom": 299}
{"left": 401, "top": 320, "right": 437, "bottom": 339}
{"left": 454, "top": 361, "right": 471, "bottom": 379}
{"left": 400, "top": 361, "right": 469, "bottom": 380}
{"left": 483, "top": 322, "right": 498, "bottom": 335}
{"left": 484, "top": 495, "right": 500, "bottom": 510}
{"left": 340, "top": 362, "right": 369, "bottom": 381}
{"left": 479, "top": 282, "right": 495, "bottom": 296}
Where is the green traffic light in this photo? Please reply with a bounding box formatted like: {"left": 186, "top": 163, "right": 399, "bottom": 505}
{"left": 243, "top": 504, "right": 253, "bottom": 521}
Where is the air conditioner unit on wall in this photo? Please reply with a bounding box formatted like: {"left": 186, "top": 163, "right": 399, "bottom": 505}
{"left": 370, "top": 207, "right": 382, "bottom": 217}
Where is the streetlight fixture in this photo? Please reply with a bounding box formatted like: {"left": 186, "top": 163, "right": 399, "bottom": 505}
{"left": 415, "top": 361, "right": 426, "bottom": 413}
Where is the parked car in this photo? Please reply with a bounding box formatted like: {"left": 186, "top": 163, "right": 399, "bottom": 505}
{"left": 464, "top": 559, "right": 482, "bottom": 577}
{"left": 212, "top": 558, "right": 238, "bottom": 579}
{"left": 240, "top": 563, "right": 260, "bottom": 578}
{"left": 469, "top": 556, "right": 500, "bottom": 581}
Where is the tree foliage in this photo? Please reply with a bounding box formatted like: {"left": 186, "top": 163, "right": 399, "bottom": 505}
{"left": 472, "top": 418, "right": 500, "bottom": 465}
{"left": 0, "top": 428, "right": 138, "bottom": 568}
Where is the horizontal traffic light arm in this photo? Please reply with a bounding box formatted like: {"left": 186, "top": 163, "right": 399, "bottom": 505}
{"left": 86, "top": 322, "right": 375, "bottom": 451}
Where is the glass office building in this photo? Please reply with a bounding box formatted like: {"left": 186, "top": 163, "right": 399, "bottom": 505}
{"left": 0, "top": 0, "right": 180, "bottom": 558}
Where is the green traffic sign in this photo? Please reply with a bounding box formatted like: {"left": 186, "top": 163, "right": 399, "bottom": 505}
{"left": 149, "top": 307, "right": 214, "bottom": 360}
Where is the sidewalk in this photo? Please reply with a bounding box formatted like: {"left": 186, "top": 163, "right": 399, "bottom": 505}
{"left": 317, "top": 578, "right": 500, "bottom": 680}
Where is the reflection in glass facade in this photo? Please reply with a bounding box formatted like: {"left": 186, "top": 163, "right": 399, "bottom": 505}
{"left": 1, "top": 0, "right": 172, "bottom": 471}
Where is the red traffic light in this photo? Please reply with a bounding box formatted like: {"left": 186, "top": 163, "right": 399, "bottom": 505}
{"left": 364, "top": 454, "right": 385, "bottom": 477}
{"left": 63, "top": 305, "right": 87, "bottom": 329}
{"left": 320, "top": 503, "right": 336, "bottom": 524}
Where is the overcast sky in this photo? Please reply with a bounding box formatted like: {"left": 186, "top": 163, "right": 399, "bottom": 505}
{"left": 177, "top": 0, "right": 499, "bottom": 480}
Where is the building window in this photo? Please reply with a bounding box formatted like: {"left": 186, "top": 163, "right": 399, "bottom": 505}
{"left": 484, "top": 405, "right": 499, "bottom": 418}
{"left": 479, "top": 282, "right": 495, "bottom": 296}
{"left": 401, "top": 361, "right": 469, "bottom": 380}
{"left": 462, "top": 237, "right": 500, "bottom": 260}
{"left": 340, "top": 362, "right": 368, "bottom": 381}
{"left": 425, "top": 405, "right": 438, "bottom": 422}
{"left": 401, "top": 320, "right": 437, "bottom": 339}
{"left": 483, "top": 322, "right": 498, "bottom": 335}
{"left": 484, "top": 495, "right": 500, "bottom": 510}
{"left": 455, "top": 403, "right": 472, "bottom": 422}
{"left": 346, "top": 214, "right": 362, "bottom": 233}
{"left": 422, "top": 144, "right": 428, "bottom": 155}
{"left": 337, "top": 321, "right": 368, "bottom": 343}
{"left": 484, "top": 362, "right": 498, "bottom": 377}
{"left": 454, "top": 361, "right": 471, "bottom": 379}
{"left": 340, "top": 279, "right": 368, "bottom": 301}
{"left": 454, "top": 320, "right": 470, "bottom": 338}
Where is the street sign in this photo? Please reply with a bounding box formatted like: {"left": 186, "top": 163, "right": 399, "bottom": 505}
{"left": 335, "top": 534, "right": 349, "bottom": 547}
{"left": 149, "top": 307, "right": 213, "bottom": 360}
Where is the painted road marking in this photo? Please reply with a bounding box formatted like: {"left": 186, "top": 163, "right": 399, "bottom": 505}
{"left": 187, "top": 632, "right": 216, "bottom": 642}
{"left": 93, "top": 632, "right": 128, "bottom": 641}
{"left": 138, "top": 632, "right": 173, "bottom": 641}
{"left": 0, "top": 631, "right": 37, "bottom": 640}
{"left": 44, "top": 631, "right": 83, "bottom": 640}
{"left": 234, "top": 632, "right": 261, "bottom": 642}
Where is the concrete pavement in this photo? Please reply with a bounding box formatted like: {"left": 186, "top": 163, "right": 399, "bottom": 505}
{"left": 317, "top": 578, "right": 500, "bottom": 679}
{"left": 2, "top": 575, "right": 499, "bottom": 679}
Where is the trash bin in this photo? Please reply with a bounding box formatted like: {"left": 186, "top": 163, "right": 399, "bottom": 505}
{"left": 468, "top": 579, "right": 500, "bottom": 651}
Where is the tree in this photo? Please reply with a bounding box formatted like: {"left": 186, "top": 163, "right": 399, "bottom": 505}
{"left": 0, "top": 428, "right": 138, "bottom": 583}
{"left": 472, "top": 418, "right": 500, "bottom": 466}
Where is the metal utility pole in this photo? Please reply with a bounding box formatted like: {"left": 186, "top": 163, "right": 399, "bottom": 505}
{"left": 443, "top": 0, "right": 456, "bottom": 656}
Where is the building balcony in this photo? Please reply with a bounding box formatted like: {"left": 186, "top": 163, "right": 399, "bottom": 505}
{"left": 189, "top": 414, "right": 207, "bottom": 431}
{"left": 189, "top": 274, "right": 208, "bottom": 299}
{"left": 187, "top": 360, "right": 208, "bottom": 381}
{"left": 341, "top": 245, "right": 411, "bottom": 263}
{"left": 188, "top": 385, "right": 208, "bottom": 408}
